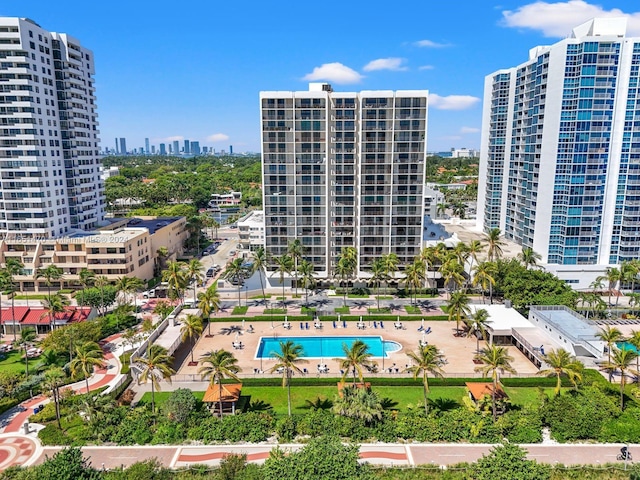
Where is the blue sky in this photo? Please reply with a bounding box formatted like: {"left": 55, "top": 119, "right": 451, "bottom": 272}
{"left": 3, "top": 0, "right": 640, "bottom": 153}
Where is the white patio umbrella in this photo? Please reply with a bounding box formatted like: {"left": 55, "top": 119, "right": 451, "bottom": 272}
{"left": 421, "top": 318, "right": 424, "bottom": 329}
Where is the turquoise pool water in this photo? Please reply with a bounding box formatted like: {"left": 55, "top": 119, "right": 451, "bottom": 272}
{"left": 256, "top": 336, "right": 401, "bottom": 359}
{"left": 617, "top": 341, "right": 639, "bottom": 353}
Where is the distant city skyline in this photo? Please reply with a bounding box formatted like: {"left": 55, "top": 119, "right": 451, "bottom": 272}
{"left": 3, "top": 1, "right": 639, "bottom": 152}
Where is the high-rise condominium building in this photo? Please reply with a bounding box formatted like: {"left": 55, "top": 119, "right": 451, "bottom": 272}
{"left": 0, "top": 17, "right": 104, "bottom": 238}
{"left": 477, "top": 18, "right": 640, "bottom": 287}
{"left": 183, "top": 139, "right": 190, "bottom": 154}
{"left": 144, "top": 137, "right": 150, "bottom": 154}
{"left": 159, "top": 143, "right": 166, "bottom": 155}
{"left": 119, "top": 137, "right": 126, "bottom": 155}
{"left": 260, "top": 83, "right": 428, "bottom": 281}
{"left": 172, "top": 140, "right": 179, "bottom": 155}
{"left": 190, "top": 141, "right": 200, "bottom": 155}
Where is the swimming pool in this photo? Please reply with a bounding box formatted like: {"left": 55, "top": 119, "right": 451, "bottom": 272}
{"left": 617, "top": 341, "right": 639, "bottom": 353}
{"left": 256, "top": 336, "right": 401, "bottom": 359}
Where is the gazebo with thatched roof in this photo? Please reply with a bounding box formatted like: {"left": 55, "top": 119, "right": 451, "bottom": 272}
{"left": 203, "top": 383, "right": 243, "bottom": 415}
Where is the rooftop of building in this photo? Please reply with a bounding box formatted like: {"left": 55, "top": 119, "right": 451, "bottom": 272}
{"left": 530, "top": 305, "right": 600, "bottom": 342}
{"left": 433, "top": 220, "right": 523, "bottom": 260}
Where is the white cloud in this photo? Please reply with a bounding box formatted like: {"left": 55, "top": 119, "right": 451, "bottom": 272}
{"left": 441, "top": 135, "right": 463, "bottom": 141}
{"left": 429, "top": 94, "right": 481, "bottom": 111}
{"left": 419, "top": 65, "right": 435, "bottom": 71}
{"left": 302, "top": 62, "right": 363, "bottom": 84}
{"left": 414, "top": 39, "right": 451, "bottom": 48}
{"left": 207, "top": 133, "right": 229, "bottom": 143}
{"left": 502, "top": 1, "right": 640, "bottom": 37}
{"left": 163, "top": 135, "right": 184, "bottom": 142}
{"left": 363, "top": 57, "right": 407, "bottom": 72}
{"left": 460, "top": 126, "right": 480, "bottom": 134}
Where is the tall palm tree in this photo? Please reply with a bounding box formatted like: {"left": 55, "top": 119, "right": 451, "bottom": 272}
{"left": 224, "top": 258, "right": 248, "bottom": 307}
{"left": 369, "top": 258, "right": 388, "bottom": 310}
{"left": 199, "top": 349, "right": 242, "bottom": 417}
{"left": 273, "top": 254, "right": 293, "bottom": 308}
{"left": 621, "top": 260, "right": 640, "bottom": 294}
{"left": 334, "top": 257, "right": 353, "bottom": 307}
{"left": 466, "top": 308, "right": 492, "bottom": 352}
{"left": 198, "top": 283, "right": 221, "bottom": 336}
{"left": 597, "top": 325, "right": 624, "bottom": 365}
{"left": 43, "top": 367, "right": 65, "bottom": 428}
{"left": 36, "top": 264, "right": 64, "bottom": 301}
{"left": 20, "top": 327, "right": 37, "bottom": 377}
{"left": 41, "top": 292, "right": 70, "bottom": 331}
{"left": 602, "top": 347, "right": 639, "bottom": 410}
{"left": 474, "top": 345, "right": 516, "bottom": 422}
{"left": 163, "top": 261, "right": 187, "bottom": 304}
{"left": 517, "top": 247, "right": 542, "bottom": 270}
{"left": 597, "top": 267, "right": 622, "bottom": 306}
{"left": 115, "top": 276, "right": 144, "bottom": 306}
{"left": 69, "top": 341, "right": 105, "bottom": 394}
{"left": 132, "top": 344, "right": 175, "bottom": 414}
{"left": 77, "top": 267, "right": 95, "bottom": 308}
{"left": 298, "top": 259, "right": 316, "bottom": 307}
{"left": 452, "top": 242, "right": 470, "bottom": 269}
{"left": 405, "top": 344, "right": 446, "bottom": 414}
{"left": 472, "top": 261, "right": 497, "bottom": 304}
{"left": 447, "top": 290, "right": 471, "bottom": 334}
{"left": 186, "top": 259, "right": 204, "bottom": 304}
{"left": 287, "top": 238, "right": 306, "bottom": 298}
{"left": 155, "top": 246, "right": 169, "bottom": 277}
{"left": 484, "top": 228, "right": 505, "bottom": 262}
{"left": 537, "top": 348, "right": 584, "bottom": 396}
{"left": 439, "top": 257, "right": 464, "bottom": 298}
{"left": 269, "top": 340, "right": 307, "bottom": 416}
{"left": 5, "top": 259, "right": 24, "bottom": 334}
{"left": 381, "top": 252, "right": 399, "bottom": 291}
{"left": 335, "top": 340, "right": 376, "bottom": 385}
{"left": 181, "top": 314, "right": 203, "bottom": 364}
{"left": 0, "top": 269, "right": 13, "bottom": 342}
{"left": 93, "top": 276, "right": 110, "bottom": 316}
{"left": 251, "top": 246, "right": 269, "bottom": 303}
{"left": 466, "top": 240, "right": 484, "bottom": 286}
{"left": 405, "top": 258, "right": 426, "bottom": 306}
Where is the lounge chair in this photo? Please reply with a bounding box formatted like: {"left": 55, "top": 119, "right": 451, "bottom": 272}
{"left": 303, "top": 368, "right": 308, "bottom": 375}
{"left": 300, "top": 322, "right": 304, "bottom": 329}
{"left": 425, "top": 326, "right": 432, "bottom": 334}
{"left": 247, "top": 324, "right": 255, "bottom": 333}
{"left": 380, "top": 321, "right": 385, "bottom": 329}
{"left": 333, "top": 321, "right": 337, "bottom": 328}
{"left": 305, "top": 322, "right": 310, "bottom": 330}
{"left": 417, "top": 326, "right": 424, "bottom": 332}
{"left": 342, "top": 320, "right": 347, "bottom": 328}
{"left": 373, "top": 321, "right": 377, "bottom": 329}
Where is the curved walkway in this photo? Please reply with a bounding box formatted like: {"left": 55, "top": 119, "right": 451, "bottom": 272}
{"left": 0, "top": 434, "right": 41, "bottom": 471}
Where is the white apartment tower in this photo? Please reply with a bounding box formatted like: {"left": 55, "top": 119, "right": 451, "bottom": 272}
{"left": 0, "top": 17, "right": 104, "bottom": 238}
{"left": 478, "top": 18, "right": 640, "bottom": 285}
{"left": 260, "top": 83, "right": 428, "bottom": 280}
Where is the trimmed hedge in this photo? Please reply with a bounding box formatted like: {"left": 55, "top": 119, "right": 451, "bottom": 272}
{"left": 223, "top": 314, "right": 449, "bottom": 322}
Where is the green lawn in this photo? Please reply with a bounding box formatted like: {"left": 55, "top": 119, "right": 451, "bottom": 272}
{"left": 404, "top": 306, "right": 421, "bottom": 314}
{"left": 375, "top": 296, "right": 394, "bottom": 300}
{"left": 334, "top": 307, "right": 350, "bottom": 314}
{"left": 0, "top": 350, "right": 26, "bottom": 374}
{"left": 369, "top": 308, "right": 391, "bottom": 314}
{"left": 138, "top": 391, "right": 205, "bottom": 407}
{"left": 231, "top": 306, "right": 248, "bottom": 315}
{"left": 504, "top": 386, "right": 557, "bottom": 405}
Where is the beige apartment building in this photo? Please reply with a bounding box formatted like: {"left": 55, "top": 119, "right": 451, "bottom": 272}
{"left": 0, "top": 216, "right": 187, "bottom": 291}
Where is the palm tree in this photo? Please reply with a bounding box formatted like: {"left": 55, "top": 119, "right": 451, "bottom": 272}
{"left": 436, "top": 202, "right": 447, "bottom": 218}
{"left": 41, "top": 292, "right": 70, "bottom": 331}
{"left": 155, "top": 246, "right": 169, "bottom": 276}
{"left": 466, "top": 240, "right": 484, "bottom": 285}
{"left": 94, "top": 276, "right": 110, "bottom": 316}
{"left": 225, "top": 258, "right": 248, "bottom": 307}
{"left": 335, "top": 340, "right": 376, "bottom": 385}
{"left": 447, "top": 290, "right": 471, "bottom": 335}
{"left": 381, "top": 252, "right": 399, "bottom": 291}
{"left": 333, "top": 385, "right": 383, "bottom": 424}
{"left": 76, "top": 267, "right": 95, "bottom": 308}
{"left": 211, "top": 219, "right": 221, "bottom": 240}
{"left": 298, "top": 259, "right": 316, "bottom": 307}
{"left": 36, "top": 264, "right": 64, "bottom": 301}
{"left": 198, "top": 283, "right": 221, "bottom": 336}
{"left": 369, "top": 258, "right": 388, "bottom": 310}
{"left": 269, "top": 340, "right": 307, "bottom": 416}
{"left": 199, "top": 349, "right": 242, "bottom": 417}
{"left": 466, "top": 308, "right": 492, "bottom": 352}
{"left": 405, "top": 258, "right": 426, "bottom": 306}
{"left": 537, "top": 348, "right": 584, "bottom": 395}
{"left": 287, "top": 238, "right": 306, "bottom": 298}
{"left": 5, "top": 259, "right": 24, "bottom": 338}
{"left": 69, "top": 341, "right": 105, "bottom": 394}
{"left": 115, "top": 276, "right": 144, "bottom": 306}
{"left": 251, "top": 246, "right": 269, "bottom": 303}
{"left": 517, "top": 247, "right": 542, "bottom": 270}
{"left": 472, "top": 261, "right": 497, "bottom": 304}
{"left": 163, "top": 261, "right": 187, "bottom": 304}
{"left": 181, "top": 314, "right": 203, "bottom": 364}
{"left": 602, "top": 347, "right": 639, "bottom": 410}
{"left": 186, "top": 259, "right": 204, "bottom": 304}
{"left": 20, "top": 327, "right": 37, "bottom": 377}
{"left": 485, "top": 228, "right": 505, "bottom": 262}
{"left": 597, "top": 325, "right": 624, "bottom": 365}
{"left": 273, "top": 254, "right": 293, "bottom": 308}
{"left": 132, "top": 344, "right": 175, "bottom": 414}
{"left": 0, "top": 269, "right": 12, "bottom": 342}
{"left": 621, "top": 260, "right": 640, "bottom": 294}
{"left": 474, "top": 345, "right": 516, "bottom": 422}
{"left": 43, "top": 367, "right": 65, "bottom": 428}
{"left": 334, "top": 258, "right": 353, "bottom": 307}
{"left": 597, "top": 267, "right": 622, "bottom": 306}
{"left": 439, "top": 257, "right": 464, "bottom": 298}
{"left": 405, "top": 344, "right": 446, "bottom": 414}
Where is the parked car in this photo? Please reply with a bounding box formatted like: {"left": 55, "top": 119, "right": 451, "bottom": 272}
{"left": 206, "top": 268, "right": 215, "bottom": 278}
{"left": 229, "top": 250, "right": 236, "bottom": 257}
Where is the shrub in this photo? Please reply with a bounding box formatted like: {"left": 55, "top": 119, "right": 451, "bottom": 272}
{"left": 38, "top": 424, "right": 71, "bottom": 446}
{"left": 30, "top": 402, "right": 57, "bottom": 423}
{"left": 275, "top": 415, "right": 297, "bottom": 442}
{"left": 0, "top": 397, "right": 18, "bottom": 415}
{"left": 163, "top": 388, "right": 197, "bottom": 424}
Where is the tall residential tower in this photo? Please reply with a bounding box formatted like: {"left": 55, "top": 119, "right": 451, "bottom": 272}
{"left": 477, "top": 18, "right": 640, "bottom": 286}
{"left": 260, "top": 83, "right": 428, "bottom": 281}
{"left": 0, "top": 17, "right": 104, "bottom": 238}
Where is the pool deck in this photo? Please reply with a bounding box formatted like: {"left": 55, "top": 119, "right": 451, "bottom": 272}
{"left": 176, "top": 318, "right": 540, "bottom": 379}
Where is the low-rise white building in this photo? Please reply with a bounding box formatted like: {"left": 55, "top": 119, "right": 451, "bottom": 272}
{"left": 237, "top": 210, "right": 264, "bottom": 251}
